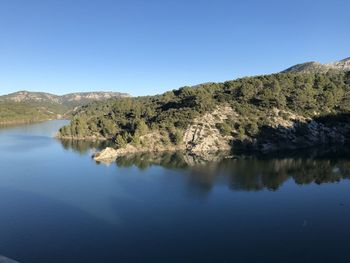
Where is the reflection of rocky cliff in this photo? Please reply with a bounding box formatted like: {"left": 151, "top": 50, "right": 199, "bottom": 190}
{"left": 115, "top": 152, "right": 189, "bottom": 170}
{"left": 114, "top": 151, "right": 231, "bottom": 169}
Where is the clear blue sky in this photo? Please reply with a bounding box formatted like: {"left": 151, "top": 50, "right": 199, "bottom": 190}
{"left": 0, "top": 0, "right": 349, "bottom": 96}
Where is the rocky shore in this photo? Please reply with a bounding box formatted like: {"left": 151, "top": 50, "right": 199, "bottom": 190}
{"left": 92, "top": 107, "right": 350, "bottom": 164}
{"left": 93, "top": 106, "right": 235, "bottom": 163}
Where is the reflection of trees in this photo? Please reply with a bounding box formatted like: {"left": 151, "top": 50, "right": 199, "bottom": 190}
{"left": 222, "top": 159, "right": 290, "bottom": 191}
{"left": 58, "top": 139, "right": 114, "bottom": 155}
{"left": 57, "top": 138, "right": 350, "bottom": 193}
{"left": 292, "top": 159, "right": 350, "bottom": 185}
{"left": 185, "top": 163, "right": 222, "bottom": 196}
{"left": 114, "top": 150, "right": 350, "bottom": 193}
{"left": 191, "top": 157, "right": 350, "bottom": 192}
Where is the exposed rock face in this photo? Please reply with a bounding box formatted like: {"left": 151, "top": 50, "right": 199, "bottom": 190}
{"left": 282, "top": 57, "right": 350, "bottom": 73}
{"left": 331, "top": 57, "right": 350, "bottom": 71}
{"left": 93, "top": 134, "right": 181, "bottom": 163}
{"left": 183, "top": 106, "right": 236, "bottom": 153}
{"left": 0, "top": 91, "right": 61, "bottom": 103}
{"left": 93, "top": 147, "right": 119, "bottom": 162}
{"left": 93, "top": 106, "right": 236, "bottom": 163}
{"left": 93, "top": 137, "right": 177, "bottom": 163}
{"left": 256, "top": 109, "right": 348, "bottom": 152}
{"left": 60, "top": 92, "right": 130, "bottom": 103}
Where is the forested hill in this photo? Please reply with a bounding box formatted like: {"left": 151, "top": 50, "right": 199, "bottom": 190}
{"left": 59, "top": 70, "right": 350, "bottom": 155}
{"left": 0, "top": 91, "right": 129, "bottom": 124}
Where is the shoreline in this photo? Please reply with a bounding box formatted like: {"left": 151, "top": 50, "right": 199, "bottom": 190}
{"left": 0, "top": 119, "right": 50, "bottom": 126}
{"left": 56, "top": 135, "right": 110, "bottom": 141}
{"left": 0, "top": 117, "right": 67, "bottom": 126}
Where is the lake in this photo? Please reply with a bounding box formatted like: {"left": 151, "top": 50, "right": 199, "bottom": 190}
{"left": 0, "top": 120, "right": 350, "bottom": 263}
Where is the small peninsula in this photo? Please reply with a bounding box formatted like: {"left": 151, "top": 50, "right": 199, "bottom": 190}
{"left": 57, "top": 57, "right": 350, "bottom": 162}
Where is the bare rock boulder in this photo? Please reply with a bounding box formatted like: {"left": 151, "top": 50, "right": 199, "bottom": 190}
{"left": 93, "top": 147, "right": 118, "bottom": 162}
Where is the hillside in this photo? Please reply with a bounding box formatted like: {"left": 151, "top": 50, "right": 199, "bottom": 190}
{"left": 58, "top": 69, "right": 350, "bottom": 161}
{"left": 282, "top": 57, "right": 350, "bottom": 73}
{"left": 0, "top": 91, "right": 129, "bottom": 124}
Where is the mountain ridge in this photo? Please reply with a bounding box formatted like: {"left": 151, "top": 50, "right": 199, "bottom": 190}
{"left": 0, "top": 90, "right": 130, "bottom": 104}
{"left": 282, "top": 57, "right": 350, "bottom": 73}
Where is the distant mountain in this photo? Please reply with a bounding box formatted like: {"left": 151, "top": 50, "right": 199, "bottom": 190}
{"left": 282, "top": 57, "right": 350, "bottom": 73}
{"left": 61, "top": 92, "right": 130, "bottom": 105}
{"left": 0, "top": 91, "right": 129, "bottom": 105}
{"left": 0, "top": 91, "right": 130, "bottom": 125}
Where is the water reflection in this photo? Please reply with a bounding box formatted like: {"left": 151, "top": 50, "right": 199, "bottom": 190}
{"left": 59, "top": 139, "right": 115, "bottom": 155}
{"left": 3, "top": 121, "right": 350, "bottom": 262}
{"left": 115, "top": 151, "right": 189, "bottom": 170}
{"left": 57, "top": 137, "right": 350, "bottom": 192}
{"left": 224, "top": 158, "right": 350, "bottom": 190}
{"left": 114, "top": 150, "right": 350, "bottom": 192}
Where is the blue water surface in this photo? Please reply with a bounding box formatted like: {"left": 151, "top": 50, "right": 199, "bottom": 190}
{"left": 0, "top": 121, "right": 349, "bottom": 263}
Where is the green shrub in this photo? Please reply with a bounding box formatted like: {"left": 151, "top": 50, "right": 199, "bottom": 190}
{"left": 216, "top": 122, "right": 232, "bottom": 136}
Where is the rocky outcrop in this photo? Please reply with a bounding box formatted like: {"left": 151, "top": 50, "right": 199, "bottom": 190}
{"left": 60, "top": 92, "right": 130, "bottom": 103}
{"left": 93, "top": 147, "right": 119, "bottom": 162}
{"left": 93, "top": 133, "right": 181, "bottom": 163}
{"left": 256, "top": 110, "right": 349, "bottom": 152}
{"left": 183, "top": 106, "right": 235, "bottom": 153}
{"left": 330, "top": 57, "right": 350, "bottom": 71}
{"left": 93, "top": 106, "right": 237, "bottom": 163}
{"left": 282, "top": 57, "right": 350, "bottom": 73}
{"left": 93, "top": 144, "right": 151, "bottom": 163}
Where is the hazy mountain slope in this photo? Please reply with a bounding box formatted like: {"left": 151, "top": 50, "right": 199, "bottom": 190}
{"left": 0, "top": 91, "right": 129, "bottom": 104}
{"left": 0, "top": 91, "right": 130, "bottom": 124}
{"left": 282, "top": 57, "right": 350, "bottom": 73}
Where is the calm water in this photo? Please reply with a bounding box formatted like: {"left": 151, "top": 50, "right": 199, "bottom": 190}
{"left": 0, "top": 121, "right": 350, "bottom": 263}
